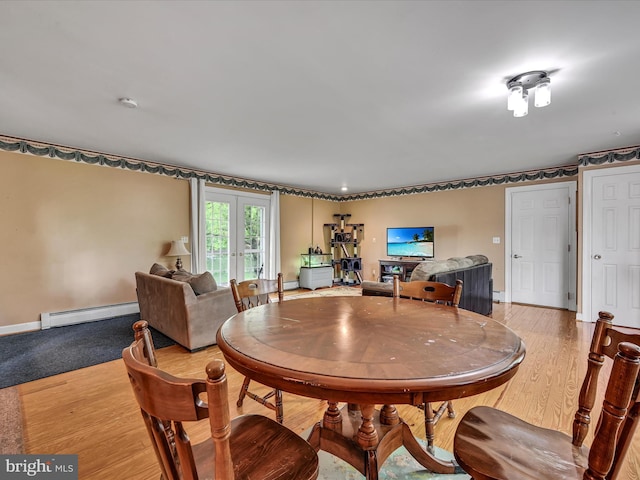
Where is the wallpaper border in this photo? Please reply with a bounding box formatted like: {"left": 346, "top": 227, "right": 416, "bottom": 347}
{"left": 0, "top": 134, "right": 594, "bottom": 201}
{"left": 578, "top": 145, "right": 640, "bottom": 167}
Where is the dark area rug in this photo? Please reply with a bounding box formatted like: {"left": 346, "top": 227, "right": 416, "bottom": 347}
{"left": 0, "top": 314, "right": 175, "bottom": 389}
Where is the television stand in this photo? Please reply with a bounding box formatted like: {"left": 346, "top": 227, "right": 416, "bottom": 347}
{"left": 378, "top": 258, "right": 425, "bottom": 283}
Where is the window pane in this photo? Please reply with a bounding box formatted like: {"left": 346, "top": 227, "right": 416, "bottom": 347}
{"left": 244, "top": 204, "right": 265, "bottom": 278}
{"left": 205, "top": 201, "right": 230, "bottom": 284}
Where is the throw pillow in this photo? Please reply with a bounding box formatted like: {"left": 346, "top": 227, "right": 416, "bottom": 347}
{"left": 171, "top": 269, "right": 193, "bottom": 282}
{"left": 171, "top": 270, "right": 217, "bottom": 295}
{"left": 150, "top": 263, "right": 172, "bottom": 277}
{"left": 188, "top": 271, "right": 217, "bottom": 295}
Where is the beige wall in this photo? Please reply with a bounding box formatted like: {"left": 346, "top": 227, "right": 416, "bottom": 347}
{"left": 342, "top": 187, "right": 507, "bottom": 288}
{"left": 279, "top": 195, "right": 338, "bottom": 282}
{"left": 280, "top": 178, "right": 578, "bottom": 294}
{"left": 280, "top": 186, "right": 508, "bottom": 289}
{"left": 0, "top": 150, "right": 189, "bottom": 328}
{"left": 5, "top": 146, "right": 622, "bottom": 330}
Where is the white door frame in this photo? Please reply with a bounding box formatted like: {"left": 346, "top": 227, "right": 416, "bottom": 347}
{"left": 505, "top": 181, "right": 577, "bottom": 309}
{"left": 581, "top": 163, "right": 640, "bottom": 322}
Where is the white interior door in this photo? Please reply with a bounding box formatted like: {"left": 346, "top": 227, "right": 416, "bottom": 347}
{"left": 204, "top": 188, "right": 270, "bottom": 285}
{"left": 584, "top": 166, "right": 640, "bottom": 328}
{"left": 506, "top": 182, "right": 576, "bottom": 309}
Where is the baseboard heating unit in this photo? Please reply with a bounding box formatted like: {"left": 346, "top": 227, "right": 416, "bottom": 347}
{"left": 40, "top": 302, "right": 140, "bottom": 329}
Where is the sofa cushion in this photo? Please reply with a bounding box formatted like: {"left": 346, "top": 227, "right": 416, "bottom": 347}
{"left": 172, "top": 270, "right": 218, "bottom": 295}
{"left": 150, "top": 263, "right": 173, "bottom": 277}
{"left": 466, "top": 254, "right": 489, "bottom": 266}
{"left": 410, "top": 259, "right": 460, "bottom": 281}
{"left": 409, "top": 255, "right": 490, "bottom": 281}
{"left": 448, "top": 257, "right": 474, "bottom": 269}
{"left": 170, "top": 269, "right": 192, "bottom": 282}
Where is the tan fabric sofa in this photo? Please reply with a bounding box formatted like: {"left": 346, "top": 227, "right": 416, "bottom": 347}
{"left": 135, "top": 270, "right": 237, "bottom": 351}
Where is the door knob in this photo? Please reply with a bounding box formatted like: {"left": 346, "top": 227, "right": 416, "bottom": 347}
{"left": 593, "top": 254, "right": 602, "bottom": 260}
{"left": 513, "top": 254, "right": 522, "bottom": 258}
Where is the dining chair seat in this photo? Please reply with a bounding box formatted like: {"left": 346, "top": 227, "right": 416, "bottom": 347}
{"left": 455, "top": 406, "right": 590, "bottom": 479}
{"left": 453, "top": 311, "right": 640, "bottom": 480}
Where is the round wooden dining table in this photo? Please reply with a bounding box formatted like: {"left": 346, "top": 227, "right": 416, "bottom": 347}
{"left": 216, "top": 295, "right": 526, "bottom": 479}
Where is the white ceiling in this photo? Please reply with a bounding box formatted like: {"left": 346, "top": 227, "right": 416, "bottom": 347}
{"left": 1, "top": 1, "right": 639, "bottom": 195}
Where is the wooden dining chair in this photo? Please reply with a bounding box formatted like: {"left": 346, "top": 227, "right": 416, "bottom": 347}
{"left": 230, "top": 273, "right": 286, "bottom": 423}
{"left": 123, "top": 320, "right": 319, "bottom": 480}
{"left": 392, "top": 274, "right": 463, "bottom": 306}
{"left": 392, "top": 274, "right": 463, "bottom": 452}
{"left": 453, "top": 311, "right": 640, "bottom": 480}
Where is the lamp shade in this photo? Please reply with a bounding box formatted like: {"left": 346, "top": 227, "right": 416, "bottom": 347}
{"left": 166, "top": 240, "right": 191, "bottom": 257}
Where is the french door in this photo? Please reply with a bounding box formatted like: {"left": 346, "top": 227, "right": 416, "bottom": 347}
{"left": 204, "top": 188, "right": 270, "bottom": 285}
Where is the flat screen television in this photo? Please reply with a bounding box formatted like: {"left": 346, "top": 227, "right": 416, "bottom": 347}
{"left": 386, "top": 227, "right": 435, "bottom": 258}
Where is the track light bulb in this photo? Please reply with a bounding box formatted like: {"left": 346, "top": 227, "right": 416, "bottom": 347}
{"left": 513, "top": 90, "right": 529, "bottom": 117}
{"left": 507, "top": 84, "right": 523, "bottom": 111}
{"left": 534, "top": 77, "right": 551, "bottom": 107}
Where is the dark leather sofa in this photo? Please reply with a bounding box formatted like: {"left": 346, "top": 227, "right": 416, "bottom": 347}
{"left": 361, "top": 260, "right": 493, "bottom": 316}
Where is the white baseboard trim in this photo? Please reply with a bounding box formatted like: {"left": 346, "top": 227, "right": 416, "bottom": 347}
{"left": 284, "top": 281, "right": 300, "bottom": 290}
{"left": 40, "top": 302, "right": 140, "bottom": 329}
{"left": 576, "top": 312, "right": 589, "bottom": 322}
{"left": 0, "top": 321, "right": 41, "bottom": 336}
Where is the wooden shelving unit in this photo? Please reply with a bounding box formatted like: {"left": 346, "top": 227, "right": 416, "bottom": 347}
{"left": 324, "top": 214, "right": 364, "bottom": 285}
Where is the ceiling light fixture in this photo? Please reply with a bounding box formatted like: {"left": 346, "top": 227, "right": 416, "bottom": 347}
{"left": 506, "top": 71, "right": 551, "bottom": 117}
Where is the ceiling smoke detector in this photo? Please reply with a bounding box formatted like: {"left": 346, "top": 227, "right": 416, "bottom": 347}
{"left": 118, "top": 97, "right": 138, "bottom": 109}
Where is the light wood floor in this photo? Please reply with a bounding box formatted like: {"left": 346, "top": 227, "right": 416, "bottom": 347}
{"left": 16, "top": 299, "right": 640, "bottom": 479}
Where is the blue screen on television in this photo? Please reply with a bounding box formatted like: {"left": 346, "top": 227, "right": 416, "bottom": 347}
{"left": 386, "top": 227, "right": 434, "bottom": 258}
